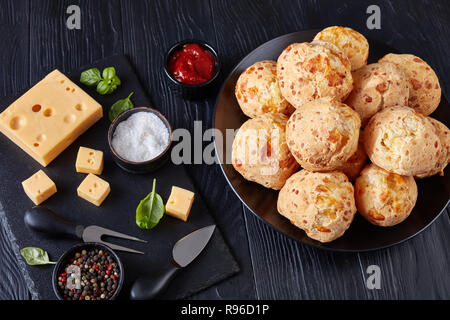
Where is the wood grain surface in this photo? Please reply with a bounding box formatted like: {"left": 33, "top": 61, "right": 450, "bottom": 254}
{"left": 0, "top": 0, "right": 449, "bottom": 300}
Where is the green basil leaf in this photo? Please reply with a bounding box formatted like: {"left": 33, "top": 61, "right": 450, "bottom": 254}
{"left": 109, "top": 92, "right": 134, "bottom": 122}
{"left": 96, "top": 79, "right": 110, "bottom": 95}
{"left": 136, "top": 179, "right": 165, "bottom": 229}
{"left": 102, "top": 67, "right": 116, "bottom": 80}
{"left": 20, "top": 247, "right": 56, "bottom": 265}
{"left": 106, "top": 78, "right": 120, "bottom": 94}
{"left": 80, "top": 68, "right": 102, "bottom": 86}
{"left": 106, "top": 85, "right": 115, "bottom": 95}
{"left": 136, "top": 179, "right": 157, "bottom": 229}
{"left": 81, "top": 66, "right": 120, "bottom": 95}
{"left": 111, "top": 75, "right": 121, "bottom": 86}
{"left": 136, "top": 194, "right": 153, "bottom": 229}
{"left": 148, "top": 193, "right": 165, "bottom": 229}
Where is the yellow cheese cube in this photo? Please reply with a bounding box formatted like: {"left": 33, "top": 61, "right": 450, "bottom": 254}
{"left": 22, "top": 170, "right": 57, "bottom": 205}
{"left": 0, "top": 70, "right": 103, "bottom": 167}
{"left": 77, "top": 174, "right": 110, "bottom": 206}
{"left": 165, "top": 186, "right": 195, "bottom": 222}
{"left": 76, "top": 147, "right": 104, "bottom": 175}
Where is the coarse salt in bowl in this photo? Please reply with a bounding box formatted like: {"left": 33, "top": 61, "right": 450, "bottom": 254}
{"left": 108, "top": 107, "right": 173, "bottom": 174}
{"left": 112, "top": 112, "right": 169, "bottom": 162}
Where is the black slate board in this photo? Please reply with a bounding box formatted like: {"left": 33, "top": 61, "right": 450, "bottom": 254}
{"left": 0, "top": 54, "right": 239, "bottom": 300}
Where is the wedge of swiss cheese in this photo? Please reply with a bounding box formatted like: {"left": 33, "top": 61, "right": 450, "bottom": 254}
{"left": 0, "top": 70, "right": 103, "bottom": 166}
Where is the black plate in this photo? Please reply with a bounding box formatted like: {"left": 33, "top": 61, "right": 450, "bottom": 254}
{"left": 213, "top": 30, "right": 450, "bottom": 252}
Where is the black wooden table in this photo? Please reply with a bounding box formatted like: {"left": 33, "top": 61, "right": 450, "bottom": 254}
{"left": 1, "top": 0, "right": 449, "bottom": 300}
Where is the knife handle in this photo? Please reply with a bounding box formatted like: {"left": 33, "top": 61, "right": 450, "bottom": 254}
{"left": 129, "top": 261, "right": 181, "bottom": 300}
{"left": 24, "top": 206, "right": 84, "bottom": 240}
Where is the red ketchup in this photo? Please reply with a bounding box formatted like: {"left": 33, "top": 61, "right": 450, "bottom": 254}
{"left": 168, "top": 44, "right": 215, "bottom": 85}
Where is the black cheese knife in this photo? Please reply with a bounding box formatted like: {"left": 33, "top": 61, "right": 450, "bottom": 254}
{"left": 130, "top": 224, "right": 216, "bottom": 300}
{"left": 24, "top": 206, "right": 147, "bottom": 254}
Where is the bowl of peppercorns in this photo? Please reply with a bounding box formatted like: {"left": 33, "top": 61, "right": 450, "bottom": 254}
{"left": 52, "top": 243, "right": 124, "bottom": 300}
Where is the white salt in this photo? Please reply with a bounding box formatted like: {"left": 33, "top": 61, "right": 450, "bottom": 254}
{"left": 112, "top": 111, "right": 170, "bottom": 162}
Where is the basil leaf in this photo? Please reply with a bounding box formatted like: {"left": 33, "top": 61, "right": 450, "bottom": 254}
{"left": 80, "top": 68, "right": 102, "bottom": 86}
{"left": 80, "top": 66, "right": 121, "bottom": 95}
{"left": 20, "top": 247, "right": 56, "bottom": 265}
{"left": 136, "top": 194, "right": 155, "bottom": 229}
{"left": 111, "top": 75, "right": 121, "bottom": 86}
{"left": 102, "top": 67, "right": 116, "bottom": 80}
{"left": 106, "top": 77, "right": 120, "bottom": 94}
{"left": 106, "top": 85, "right": 115, "bottom": 95}
{"left": 149, "top": 194, "right": 165, "bottom": 229}
{"left": 96, "top": 79, "right": 111, "bottom": 95}
{"left": 136, "top": 179, "right": 165, "bottom": 229}
{"left": 109, "top": 92, "right": 134, "bottom": 122}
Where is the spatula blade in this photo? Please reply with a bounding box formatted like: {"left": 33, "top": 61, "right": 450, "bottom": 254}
{"left": 172, "top": 225, "right": 216, "bottom": 268}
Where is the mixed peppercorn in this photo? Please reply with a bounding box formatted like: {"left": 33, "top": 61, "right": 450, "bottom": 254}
{"left": 57, "top": 248, "right": 120, "bottom": 300}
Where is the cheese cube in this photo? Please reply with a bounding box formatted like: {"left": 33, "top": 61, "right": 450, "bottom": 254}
{"left": 0, "top": 70, "right": 103, "bottom": 167}
{"left": 22, "top": 170, "right": 57, "bottom": 205}
{"left": 77, "top": 174, "right": 110, "bottom": 206}
{"left": 76, "top": 147, "right": 104, "bottom": 175}
{"left": 165, "top": 186, "right": 195, "bottom": 222}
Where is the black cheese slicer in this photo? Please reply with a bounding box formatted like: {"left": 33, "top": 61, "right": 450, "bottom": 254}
{"left": 130, "top": 224, "right": 216, "bottom": 300}
{"left": 24, "top": 206, "right": 146, "bottom": 254}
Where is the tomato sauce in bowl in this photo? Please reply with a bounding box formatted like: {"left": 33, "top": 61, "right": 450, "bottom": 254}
{"left": 168, "top": 43, "right": 215, "bottom": 85}
{"left": 164, "top": 40, "right": 220, "bottom": 99}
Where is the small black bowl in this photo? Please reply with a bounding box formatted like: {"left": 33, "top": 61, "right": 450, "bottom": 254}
{"left": 108, "top": 107, "right": 173, "bottom": 174}
{"left": 164, "top": 39, "right": 220, "bottom": 100}
{"left": 52, "top": 242, "right": 124, "bottom": 300}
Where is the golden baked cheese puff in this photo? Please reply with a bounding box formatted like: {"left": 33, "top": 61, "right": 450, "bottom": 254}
{"left": 334, "top": 137, "right": 367, "bottom": 181}
{"left": 286, "top": 98, "right": 361, "bottom": 171}
{"left": 314, "top": 26, "right": 369, "bottom": 71}
{"left": 235, "top": 60, "right": 294, "bottom": 118}
{"left": 415, "top": 117, "right": 450, "bottom": 178}
{"left": 277, "top": 170, "right": 356, "bottom": 243}
{"left": 379, "top": 54, "right": 441, "bottom": 116}
{"left": 363, "top": 106, "right": 443, "bottom": 176}
{"left": 355, "top": 164, "right": 418, "bottom": 227}
{"left": 232, "top": 113, "right": 299, "bottom": 190}
{"left": 277, "top": 41, "right": 353, "bottom": 109}
{"left": 345, "top": 62, "right": 409, "bottom": 126}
